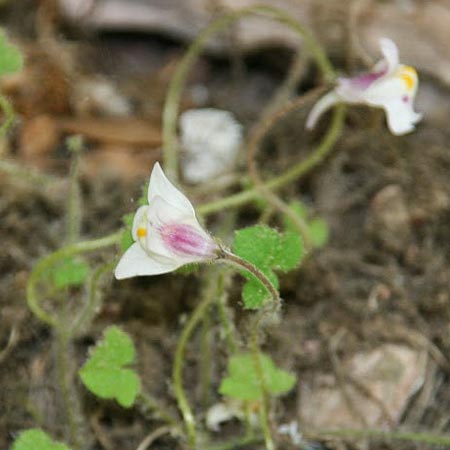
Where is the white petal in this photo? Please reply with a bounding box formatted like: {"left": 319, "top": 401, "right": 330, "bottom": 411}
{"left": 379, "top": 38, "right": 399, "bottom": 74}
{"left": 148, "top": 162, "right": 195, "bottom": 216}
{"left": 363, "top": 76, "right": 407, "bottom": 104}
{"left": 114, "top": 243, "right": 180, "bottom": 279}
{"left": 306, "top": 91, "right": 340, "bottom": 130}
{"left": 145, "top": 195, "right": 213, "bottom": 262}
{"left": 381, "top": 98, "right": 422, "bottom": 135}
{"left": 131, "top": 205, "right": 149, "bottom": 241}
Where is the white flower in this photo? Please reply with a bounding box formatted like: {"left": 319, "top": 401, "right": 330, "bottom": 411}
{"left": 306, "top": 38, "right": 422, "bottom": 135}
{"left": 115, "top": 162, "right": 219, "bottom": 279}
{"left": 180, "top": 108, "right": 243, "bottom": 183}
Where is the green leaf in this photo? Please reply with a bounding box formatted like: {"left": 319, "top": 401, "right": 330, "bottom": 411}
{"left": 309, "top": 218, "right": 329, "bottom": 248}
{"left": 0, "top": 29, "right": 23, "bottom": 77}
{"left": 79, "top": 326, "right": 140, "bottom": 407}
{"left": 242, "top": 270, "right": 279, "bottom": 310}
{"left": 282, "top": 200, "right": 329, "bottom": 249}
{"left": 233, "top": 225, "right": 279, "bottom": 270}
{"left": 283, "top": 201, "right": 308, "bottom": 232}
{"left": 233, "top": 225, "right": 302, "bottom": 309}
{"left": 11, "top": 428, "right": 71, "bottom": 450}
{"left": 219, "top": 353, "right": 296, "bottom": 401}
{"left": 273, "top": 231, "right": 304, "bottom": 271}
{"left": 52, "top": 257, "right": 89, "bottom": 289}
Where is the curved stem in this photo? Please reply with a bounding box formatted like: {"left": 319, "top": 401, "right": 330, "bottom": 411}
{"left": 217, "top": 249, "right": 281, "bottom": 450}
{"left": 197, "top": 104, "right": 345, "bottom": 216}
{"left": 162, "top": 3, "right": 335, "bottom": 181}
{"left": 246, "top": 89, "right": 327, "bottom": 251}
{"left": 27, "top": 231, "right": 122, "bottom": 327}
{"left": 218, "top": 249, "right": 280, "bottom": 309}
{"left": 70, "top": 261, "right": 115, "bottom": 336}
{"left": 172, "top": 273, "right": 217, "bottom": 448}
{"left": 54, "top": 328, "right": 88, "bottom": 450}
{"left": 249, "top": 335, "right": 275, "bottom": 450}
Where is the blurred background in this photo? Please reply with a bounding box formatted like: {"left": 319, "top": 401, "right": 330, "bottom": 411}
{"left": 2, "top": 1, "right": 450, "bottom": 449}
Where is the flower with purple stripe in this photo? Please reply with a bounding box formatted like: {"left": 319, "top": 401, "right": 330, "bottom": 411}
{"left": 115, "top": 162, "right": 219, "bottom": 279}
{"left": 306, "top": 38, "right": 422, "bottom": 135}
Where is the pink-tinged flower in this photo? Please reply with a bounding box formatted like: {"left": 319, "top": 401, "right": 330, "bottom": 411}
{"left": 306, "top": 38, "right": 422, "bottom": 135}
{"left": 115, "top": 163, "right": 219, "bottom": 279}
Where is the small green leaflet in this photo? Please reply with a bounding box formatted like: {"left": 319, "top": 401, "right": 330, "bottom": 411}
{"left": 79, "top": 326, "right": 140, "bottom": 408}
{"left": 11, "top": 428, "right": 71, "bottom": 450}
{"left": 219, "top": 353, "right": 296, "bottom": 401}
{"left": 0, "top": 29, "right": 23, "bottom": 76}
{"left": 233, "top": 225, "right": 303, "bottom": 309}
{"left": 50, "top": 257, "right": 89, "bottom": 289}
{"left": 283, "top": 200, "right": 329, "bottom": 249}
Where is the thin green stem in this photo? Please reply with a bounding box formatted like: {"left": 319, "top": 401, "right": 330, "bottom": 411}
{"left": 54, "top": 329, "right": 88, "bottom": 450}
{"left": 216, "top": 273, "right": 238, "bottom": 355}
{"left": 197, "top": 104, "right": 345, "bottom": 216}
{"left": 217, "top": 249, "right": 281, "bottom": 450}
{"left": 27, "top": 231, "right": 122, "bottom": 327}
{"left": 71, "top": 261, "right": 115, "bottom": 336}
{"left": 172, "top": 275, "right": 217, "bottom": 448}
{"left": 218, "top": 249, "right": 281, "bottom": 310}
{"left": 246, "top": 89, "right": 328, "bottom": 251}
{"left": 200, "top": 299, "right": 213, "bottom": 408}
{"left": 309, "top": 428, "right": 450, "bottom": 447}
{"left": 0, "top": 94, "right": 15, "bottom": 137}
{"left": 250, "top": 338, "right": 275, "bottom": 450}
{"left": 162, "top": 3, "right": 335, "bottom": 180}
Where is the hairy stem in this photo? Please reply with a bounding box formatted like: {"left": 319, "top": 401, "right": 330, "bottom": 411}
{"left": 71, "top": 261, "right": 115, "bottom": 336}
{"left": 162, "top": 3, "right": 334, "bottom": 181}
{"left": 216, "top": 272, "right": 238, "bottom": 355}
{"left": 246, "top": 89, "right": 329, "bottom": 251}
{"left": 218, "top": 249, "right": 281, "bottom": 309}
{"left": 54, "top": 328, "right": 88, "bottom": 450}
{"left": 172, "top": 271, "right": 218, "bottom": 448}
{"left": 217, "top": 249, "right": 281, "bottom": 450}
{"left": 27, "top": 231, "right": 122, "bottom": 327}
{"left": 199, "top": 300, "right": 213, "bottom": 408}
{"left": 197, "top": 104, "right": 345, "bottom": 216}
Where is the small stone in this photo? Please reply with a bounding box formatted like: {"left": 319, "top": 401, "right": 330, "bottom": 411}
{"left": 298, "top": 344, "right": 427, "bottom": 429}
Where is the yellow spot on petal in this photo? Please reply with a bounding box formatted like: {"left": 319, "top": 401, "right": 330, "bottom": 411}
{"left": 137, "top": 228, "right": 147, "bottom": 238}
{"left": 398, "top": 65, "right": 417, "bottom": 91}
